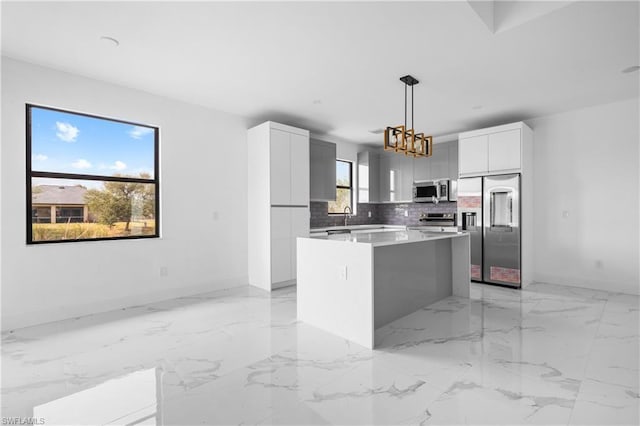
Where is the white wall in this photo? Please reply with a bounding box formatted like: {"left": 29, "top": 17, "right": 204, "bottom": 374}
{"left": 527, "top": 98, "right": 639, "bottom": 295}
{"left": 1, "top": 58, "right": 249, "bottom": 330}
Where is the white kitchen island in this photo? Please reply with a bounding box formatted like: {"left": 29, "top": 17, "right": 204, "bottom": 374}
{"left": 297, "top": 230, "right": 470, "bottom": 349}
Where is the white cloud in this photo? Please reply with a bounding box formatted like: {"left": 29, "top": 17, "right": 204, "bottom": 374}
{"left": 34, "top": 154, "right": 48, "bottom": 161}
{"left": 72, "top": 159, "right": 92, "bottom": 169}
{"left": 110, "top": 160, "right": 127, "bottom": 171}
{"left": 56, "top": 122, "right": 79, "bottom": 142}
{"left": 128, "top": 126, "right": 153, "bottom": 139}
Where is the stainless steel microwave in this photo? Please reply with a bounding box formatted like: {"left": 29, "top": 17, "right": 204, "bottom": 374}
{"left": 413, "top": 179, "right": 455, "bottom": 203}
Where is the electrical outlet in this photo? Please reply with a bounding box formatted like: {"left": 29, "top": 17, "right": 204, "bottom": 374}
{"left": 404, "top": 210, "right": 409, "bottom": 217}
{"left": 595, "top": 260, "right": 603, "bottom": 269}
{"left": 368, "top": 211, "right": 372, "bottom": 218}
{"left": 160, "top": 266, "right": 169, "bottom": 277}
{"left": 212, "top": 211, "right": 219, "bottom": 221}
{"left": 562, "top": 210, "right": 569, "bottom": 219}
{"left": 339, "top": 265, "right": 348, "bottom": 280}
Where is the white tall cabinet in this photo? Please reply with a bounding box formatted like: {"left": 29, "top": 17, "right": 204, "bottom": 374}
{"left": 248, "top": 121, "right": 310, "bottom": 291}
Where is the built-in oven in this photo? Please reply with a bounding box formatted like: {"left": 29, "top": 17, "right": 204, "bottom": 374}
{"left": 413, "top": 180, "right": 454, "bottom": 203}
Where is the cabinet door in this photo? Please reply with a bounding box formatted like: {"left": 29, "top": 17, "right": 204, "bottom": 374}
{"left": 290, "top": 208, "right": 310, "bottom": 279}
{"left": 459, "top": 135, "right": 488, "bottom": 175}
{"left": 378, "top": 154, "right": 392, "bottom": 202}
{"left": 271, "top": 207, "right": 292, "bottom": 283}
{"left": 357, "top": 151, "right": 371, "bottom": 203}
{"left": 430, "top": 143, "right": 449, "bottom": 180}
{"left": 358, "top": 151, "right": 380, "bottom": 203}
{"left": 310, "top": 140, "right": 336, "bottom": 201}
{"left": 290, "top": 133, "right": 310, "bottom": 205}
{"left": 398, "top": 154, "right": 414, "bottom": 201}
{"left": 271, "top": 207, "right": 291, "bottom": 283}
{"left": 413, "top": 156, "right": 430, "bottom": 182}
{"left": 270, "top": 129, "right": 291, "bottom": 205}
{"left": 386, "top": 154, "right": 404, "bottom": 202}
{"left": 448, "top": 141, "right": 458, "bottom": 179}
{"left": 271, "top": 238, "right": 291, "bottom": 284}
{"left": 488, "top": 129, "right": 521, "bottom": 172}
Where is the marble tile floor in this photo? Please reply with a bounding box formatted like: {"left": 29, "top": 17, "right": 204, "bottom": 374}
{"left": 2, "top": 282, "right": 638, "bottom": 425}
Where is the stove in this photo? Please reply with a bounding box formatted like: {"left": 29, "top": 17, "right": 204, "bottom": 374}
{"left": 406, "top": 212, "right": 458, "bottom": 232}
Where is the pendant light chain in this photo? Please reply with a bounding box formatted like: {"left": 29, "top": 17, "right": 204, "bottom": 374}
{"left": 411, "top": 84, "right": 414, "bottom": 131}
{"left": 404, "top": 83, "right": 407, "bottom": 131}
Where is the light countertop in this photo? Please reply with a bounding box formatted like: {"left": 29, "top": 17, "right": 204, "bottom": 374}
{"left": 303, "top": 229, "right": 468, "bottom": 248}
{"left": 310, "top": 224, "right": 406, "bottom": 233}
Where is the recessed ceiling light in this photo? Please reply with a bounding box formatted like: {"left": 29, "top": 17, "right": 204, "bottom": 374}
{"left": 100, "top": 36, "right": 120, "bottom": 47}
{"left": 472, "top": 105, "right": 483, "bottom": 110}
{"left": 312, "top": 99, "right": 322, "bottom": 105}
{"left": 622, "top": 65, "right": 640, "bottom": 74}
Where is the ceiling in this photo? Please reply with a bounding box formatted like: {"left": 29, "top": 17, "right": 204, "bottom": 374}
{"left": 2, "top": 1, "right": 638, "bottom": 145}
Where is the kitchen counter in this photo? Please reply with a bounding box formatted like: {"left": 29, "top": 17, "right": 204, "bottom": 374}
{"left": 297, "top": 230, "right": 470, "bottom": 348}
{"left": 310, "top": 224, "right": 406, "bottom": 233}
{"left": 312, "top": 229, "right": 467, "bottom": 247}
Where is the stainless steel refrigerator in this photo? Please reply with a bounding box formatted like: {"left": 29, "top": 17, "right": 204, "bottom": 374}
{"left": 458, "top": 174, "right": 521, "bottom": 288}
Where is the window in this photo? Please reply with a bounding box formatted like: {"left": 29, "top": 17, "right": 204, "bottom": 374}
{"left": 27, "top": 104, "right": 159, "bottom": 244}
{"left": 328, "top": 160, "right": 353, "bottom": 214}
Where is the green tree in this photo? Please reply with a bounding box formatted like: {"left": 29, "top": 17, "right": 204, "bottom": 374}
{"left": 84, "top": 173, "right": 154, "bottom": 232}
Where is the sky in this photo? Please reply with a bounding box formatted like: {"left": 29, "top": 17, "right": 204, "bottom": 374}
{"left": 336, "top": 160, "right": 351, "bottom": 186}
{"left": 30, "top": 106, "right": 156, "bottom": 190}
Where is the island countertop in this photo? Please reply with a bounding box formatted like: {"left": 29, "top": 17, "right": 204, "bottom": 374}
{"left": 307, "top": 229, "right": 468, "bottom": 247}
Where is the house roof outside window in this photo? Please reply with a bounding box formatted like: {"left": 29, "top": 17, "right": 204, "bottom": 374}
{"left": 32, "top": 185, "right": 87, "bottom": 205}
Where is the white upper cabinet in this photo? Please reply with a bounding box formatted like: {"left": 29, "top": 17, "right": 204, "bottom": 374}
{"left": 269, "top": 128, "right": 309, "bottom": 206}
{"left": 269, "top": 129, "right": 292, "bottom": 205}
{"left": 488, "top": 129, "right": 521, "bottom": 172}
{"left": 459, "top": 134, "right": 489, "bottom": 175}
{"left": 458, "top": 122, "right": 530, "bottom": 177}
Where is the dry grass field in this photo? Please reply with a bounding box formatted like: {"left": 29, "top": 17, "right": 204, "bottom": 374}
{"left": 32, "top": 220, "right": 156, "bottom": 241}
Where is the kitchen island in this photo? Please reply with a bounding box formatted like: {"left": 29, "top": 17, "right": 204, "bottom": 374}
{"left": 296, "top": 230, "right": 470, "bottom": 349}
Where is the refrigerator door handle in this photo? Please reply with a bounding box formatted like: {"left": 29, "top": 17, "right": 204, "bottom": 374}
{"left": 509, "top": 196, "right": 513, "bottom": 226}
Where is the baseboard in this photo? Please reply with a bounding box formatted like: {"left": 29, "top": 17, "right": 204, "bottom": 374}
{"left": 1, "top": 275, "right": 249, "bottom": 332}
{"left": 532, "top": 273, "right": 639, "bottom": 296}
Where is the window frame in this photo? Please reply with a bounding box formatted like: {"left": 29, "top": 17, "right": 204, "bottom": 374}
{"left": 328, "top": 159, "right": 354, "bottom": 215}
{"left": 26, "top": 103, "right": 160, "bottom": 244}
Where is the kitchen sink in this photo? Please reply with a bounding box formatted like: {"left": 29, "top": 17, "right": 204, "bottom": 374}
{"left": 327, "top": 229, "right": 351, "bottom": 235}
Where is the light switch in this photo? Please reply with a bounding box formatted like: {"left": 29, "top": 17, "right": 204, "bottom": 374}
{"left": 562, "top": 210, "right": 569, "bottom": 219}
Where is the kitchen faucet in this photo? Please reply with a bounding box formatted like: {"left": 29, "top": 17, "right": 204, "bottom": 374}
{"left": 343, "top": 205, "right": 352, "bottom": 227}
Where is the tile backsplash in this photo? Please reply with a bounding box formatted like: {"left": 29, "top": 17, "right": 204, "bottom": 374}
{"left": 310, "top": 201, "right": 457, "bottom": 228}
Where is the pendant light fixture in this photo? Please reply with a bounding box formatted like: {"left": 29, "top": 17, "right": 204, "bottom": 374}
{"left": 384, "top": 75, "right": 432, "bottom": 158}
